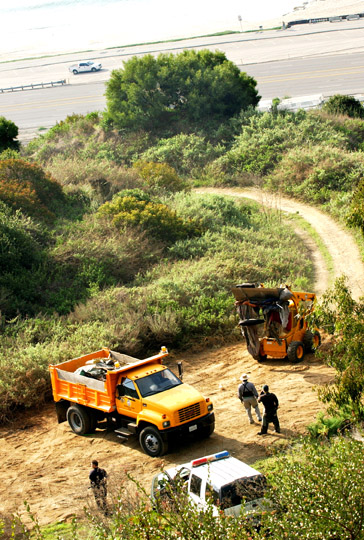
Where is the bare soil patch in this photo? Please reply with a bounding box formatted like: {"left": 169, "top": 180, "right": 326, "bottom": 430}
{"left": 0, "top": 343, "right": 334, "bottom": 527}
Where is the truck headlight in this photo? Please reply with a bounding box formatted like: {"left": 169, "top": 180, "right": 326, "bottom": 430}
{"left": 163, "top": 420, "right": 170, "bottom": 428}
{"left": 207, "top": 403, "right": 213, "bottom": 412}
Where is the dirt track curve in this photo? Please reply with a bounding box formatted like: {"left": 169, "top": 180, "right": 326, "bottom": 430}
{"left": 1, "top": 188, "right": 363, "bottom": 528}
{"left": 196, "top": 187, "right": 364, "bottom": 300}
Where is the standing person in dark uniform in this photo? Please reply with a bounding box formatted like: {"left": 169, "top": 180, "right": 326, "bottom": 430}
{"left": 89, "top": 459, "right": 108, "bottom": 514}
{"left": 238, "top": 373, "right": 262, "bottom": 424}
{"left": 257, "top": 384, "right": 280, "bottom": 435}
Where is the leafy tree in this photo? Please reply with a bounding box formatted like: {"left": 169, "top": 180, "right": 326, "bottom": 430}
{"left": 264, "top": 438, "right": 364, "bottom": 539}
{"left": 105, "top": 50, "right": 260, "bottom": 131}
{"left": 311, "top": 277, "right": 364, "bottom": 418}
{"left": 0, "top": 116, "right": 19, "bottom": 152}
{"left": 322, "top": 94, "right": 364, "bottom": 119}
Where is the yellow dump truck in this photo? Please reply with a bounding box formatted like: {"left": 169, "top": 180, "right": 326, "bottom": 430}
{"left": 49, "top": 347, "right": 214, "bottom": 457}
{"left": 233, "top": 283, "right": 321, "bottom": 363}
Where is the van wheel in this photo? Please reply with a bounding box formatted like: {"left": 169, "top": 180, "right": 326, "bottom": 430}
{"left": 72, "top": 69, "right": 78, "bottom": 74}
{"left": 287, "top": 341, "right": 305, "bottom": 363}
{"left": 139, "top": 426, "right": 168, "bottom": 457}
{"left": 67, "top": 404, "right": 91, "bottom": 435}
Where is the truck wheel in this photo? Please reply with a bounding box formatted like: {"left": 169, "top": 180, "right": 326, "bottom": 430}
{"left": 200, "top": 424, "right": 215, "bottom": 438}
{"left": 139, "top": 426, "right": 167, "bottom": 457}
{"left": 287, "top": 341, "right": 305, "bottom": 363}
{"left": 258, "top": 353, "right": 267, "bottom": 363}
{"left": 67, "top": 404, "right": 91, "bottom": 435}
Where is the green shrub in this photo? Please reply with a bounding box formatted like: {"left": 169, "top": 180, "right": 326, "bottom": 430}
{"left": 263, "top": 437, "right": 364, "bottom": 539}
{"left": 0, "top": 116, "right": 19, "bottom": 152}
{"left": 322, "top": 94, "right": 364, "bottom": 118}
{"left": 266, "top": 145, "right": 364, "bottom": 203}
{"left": 138, "top": 133, "right": 223, "bottom": 176}
{"left": 218, "top": 110, "right": 348, "bottom": 177}
{"left": 348, "top": 178, "right": 364, "bottom": 233}
{"left": 97, "top": 191, "right": 202, "bottom": 243}
{"left": 133, "top": 160, "right": 186, "bottom": 193}
{"left": 46, "top": 156, "right": 142, "bottom": 206}
{"left": 0, "top": 159, "right": 66, "bottom": 222}
{"left": 307, "top": 411, "right": 349, "bottom": 438}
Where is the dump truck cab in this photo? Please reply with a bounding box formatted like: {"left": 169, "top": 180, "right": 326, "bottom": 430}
{"left": 49, "top": 347, "right": 214, "bottom": 457}
{"left": 233, "top": 283, "right": 321, "bottom": 363}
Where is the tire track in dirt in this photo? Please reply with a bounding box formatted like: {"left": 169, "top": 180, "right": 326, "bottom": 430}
{"left": 196, "top": 187, "right": 364, "bottom": 300}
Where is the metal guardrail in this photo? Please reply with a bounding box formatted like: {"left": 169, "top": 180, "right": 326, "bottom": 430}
{"left": 0, "top": 79, "right": 67, "bottom": 93}
{"left": 287, "top": 12, "right": 364, "bottom": 28}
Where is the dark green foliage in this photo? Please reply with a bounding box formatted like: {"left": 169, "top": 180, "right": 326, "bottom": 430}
{"left": 219, "top": 110, "right": 348, "bottom": 176}
{"left": 0, "top": 116, "right": 19, "bottom": 152}
{"left": 322, "top": 94, "right": 364, "bottom": 119}
{"left": 105, "top": 50, "right": 260, "bottom": 132}
{"left": 312, "top": 277, "right": 364, "bottom": 418}
{"left": 263, "top": 437, "right": 364, "bottom": 539}
{"left": 0, "top": 159, "right": 66, "bottom": 222}
{"left": 348, "top": 178, "right": 364, "bottom": 233}
{"left": 138, "top": 133, "right": 223, "bottom": 176}
{"left": 266, "top": 144, "right": 364, "bottom": 203}
{"left": 133, "top": 160, "right": 186, "bottom": 193}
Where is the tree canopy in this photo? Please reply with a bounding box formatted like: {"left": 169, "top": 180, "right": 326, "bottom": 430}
{"left": 105, "top": 49, "right": 260, "bottom": 131}
{"left": 0, "top": 116, "right": 19, "bottom": 152}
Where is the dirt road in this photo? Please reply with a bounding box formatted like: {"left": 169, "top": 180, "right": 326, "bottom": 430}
{"left": 1, "top": 187, "right": 362, "bottom": 527}
{"left": 197, "top": 187, "right": 364, "bottom": 300}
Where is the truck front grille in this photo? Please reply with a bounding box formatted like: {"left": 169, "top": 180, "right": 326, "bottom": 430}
{"left": 177, "top": 402, "right": 201, "bottom": 423}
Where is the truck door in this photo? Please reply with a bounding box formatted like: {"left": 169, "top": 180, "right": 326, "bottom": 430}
{"left": 116, "top": 377, "right": 142, "bottom": 417}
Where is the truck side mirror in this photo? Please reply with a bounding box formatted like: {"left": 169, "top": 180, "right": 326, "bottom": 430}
{"left": 177, "top": 361, "right": 183, "bottom": 380}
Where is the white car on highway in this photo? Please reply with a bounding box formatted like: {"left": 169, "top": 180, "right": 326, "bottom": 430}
{"left": 69, "top": 61, "right": 102, "bottom": 74}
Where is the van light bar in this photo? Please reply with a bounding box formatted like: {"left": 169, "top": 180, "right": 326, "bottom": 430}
{"left": 192, "top": 450, "right": 230, "bottom": 467}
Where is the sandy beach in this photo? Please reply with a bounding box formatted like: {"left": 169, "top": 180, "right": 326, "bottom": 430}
{"left": 1, "top": 0, "right": 364, "bottom": 63}
{"left": 259, "top": 0, "right": 364, "bottom": 30}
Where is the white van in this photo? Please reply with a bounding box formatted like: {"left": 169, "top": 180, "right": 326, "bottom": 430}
{"left": 151, "top": 450, "right": 269, "bottom": 524}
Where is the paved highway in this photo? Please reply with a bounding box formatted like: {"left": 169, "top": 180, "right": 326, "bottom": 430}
{"left": 1, "top": 19, "right": 364, "bottom": 142}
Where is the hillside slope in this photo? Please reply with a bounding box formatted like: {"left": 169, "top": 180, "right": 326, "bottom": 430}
{"left": 1, "top": 188, "right": 362, "bottom": 527}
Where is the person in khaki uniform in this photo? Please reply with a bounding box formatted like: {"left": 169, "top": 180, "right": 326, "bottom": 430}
{"left": 237, "top": 374, "right": 262, "bottom": 424}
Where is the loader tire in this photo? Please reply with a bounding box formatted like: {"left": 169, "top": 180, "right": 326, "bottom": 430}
{"left": 287, "top": 341, "right": 305, "bottom": 363}
{"left": 303, "top": 330, "right": 321, "bottom": 353}
{"left": 258, "top": 353, "right": 267, "bottom": 363}
{"left": 67, "top": 404, "right": 91, "bottom": 435}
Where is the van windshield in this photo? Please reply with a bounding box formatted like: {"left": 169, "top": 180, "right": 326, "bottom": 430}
{"left": 136, "top": 368, "right": 182, "bottom": 397}
{"left": 220, "top": 474, "right": 267, "bottom": 509}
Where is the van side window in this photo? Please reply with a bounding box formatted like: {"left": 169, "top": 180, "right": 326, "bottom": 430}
{"left": 120, "top": 377, "right": 139, "bottom": 399}
{"left": 206, "top": 483, "right": 219, "bottom": 505}
{"left": 190, "top": 474, "right": 202, "bottom": 496}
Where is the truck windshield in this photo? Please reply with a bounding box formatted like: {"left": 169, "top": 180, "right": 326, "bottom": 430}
{"left": 136, "top": 369, "right": 182, "bottom": 397}
{"left": 220, "top": 474, "right": 267, "bottom": 509}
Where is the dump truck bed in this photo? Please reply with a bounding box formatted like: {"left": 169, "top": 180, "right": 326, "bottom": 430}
{"left": 49, "top": 348, "right": 168, "bottom": 413}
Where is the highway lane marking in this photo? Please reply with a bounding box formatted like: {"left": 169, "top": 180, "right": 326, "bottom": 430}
{"left": 257, "top": 66, "right": 364, "bottom": 82}
{"left": 0, "top": 96, "right": 105, "bottom": 112}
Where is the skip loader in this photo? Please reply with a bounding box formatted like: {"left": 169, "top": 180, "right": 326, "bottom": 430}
{"left": 233, "top": 283, "right": 321, "bottom": 363}
{"left": 49, "top": 347, "right": 214, "bottom": 457}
